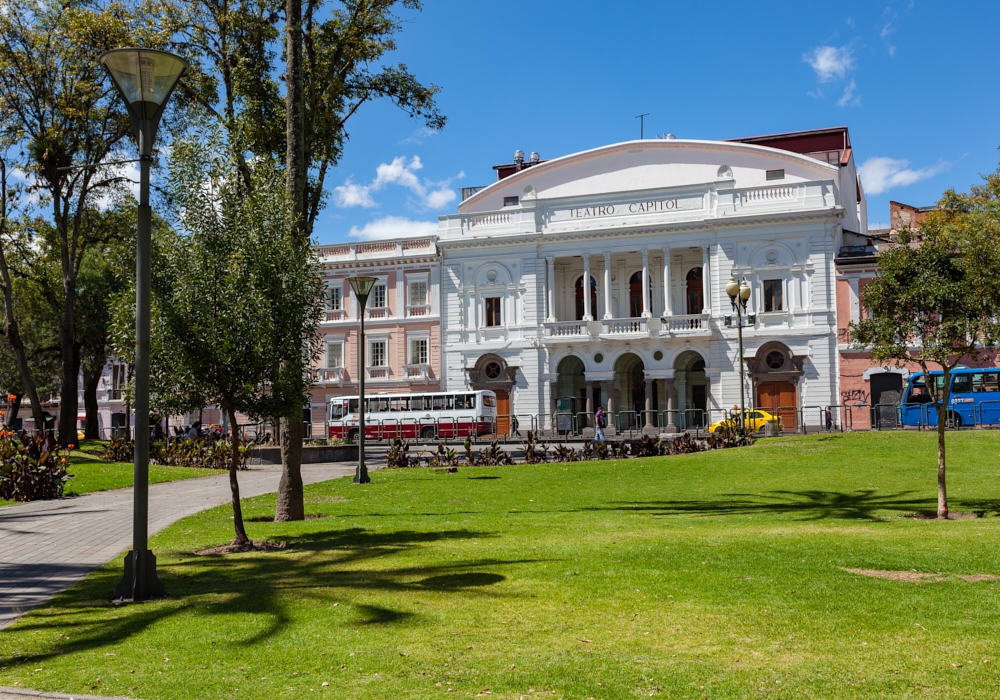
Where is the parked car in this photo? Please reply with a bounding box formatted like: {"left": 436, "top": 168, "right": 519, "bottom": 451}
{"left": 708, "top": 409, "right": 782, "bottom": 434}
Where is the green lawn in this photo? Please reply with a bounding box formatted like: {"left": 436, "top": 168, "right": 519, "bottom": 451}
{"left": 1, "top": 440, "right": 217, "bottom": 506}
{"left": 2, "top": 431, "right": 1000, "bottom": 699}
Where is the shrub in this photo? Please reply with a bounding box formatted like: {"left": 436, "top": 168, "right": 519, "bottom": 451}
{"left": 473, "top": 441, "right": 514, "bottom": 467}
{"left": 707, "top": 422, "right": 757, "bottom": 449}
{"left": 662, "top": 431, "right": 707, "bottom": 455}
{"left": 386, "top": 438, "right": 420, "bottom": 468}
{"left": 580, "top": 440, "right": 595, "bottom": 461}
{"left": 595, "top": 442, "right": 611, "bottom": 460}
{"left": 552, "top": 443, "right": 579, "bottom": 463}
{"left": 426, "top": 443, "right": 461, "bottom": 468}
{"left": 635, "top": 435, "right": 661, "bottom": 457}
{"left": 521, "top": 431, "right": 549, "bottom": 464}
{"left": 0, "top": 432, "right": 71, "bottom": 501}
{"left": 102, "top": 436, "right": 134, "bottom": 462}
{"left": 152, "top": 438, "right": 254, "bottom": 470}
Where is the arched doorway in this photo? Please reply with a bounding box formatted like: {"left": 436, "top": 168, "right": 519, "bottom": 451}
{"left": 556, "top": 355, "right": 587, "bottom": 433}
{"left": 686, "top": 268, "right": 703, "bottom": 314}
{"left": 674, "top": 350, "right": 707, "bottom": 426}
{"left": 629, "top": 272, "right": 643, "bottom": 317}
{"left": 747, "top": 343, "right": 802, "bottom": 430}
{"left": 467, "top": 354, "right": 518, "bottom": 436}
{"left": 614, "top": 353, "right": 651, "bottom": 430}
{"left": 575, "top": 275, "right": 597, "bottom": 320}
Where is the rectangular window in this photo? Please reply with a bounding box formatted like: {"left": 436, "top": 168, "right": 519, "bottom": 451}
{"left": 766, "top": 169, "right": 785, "bottom": 180}
{"left": 328, "top": 286, "right": 342, "bottom": 311}
{"left": 326, "top": 342, "right": 343, "bottom": 368}
{"left": 484, "top": 297, "right": 502, "bottom": 326}
{"left": 430, "top": 395, "right": 446, "bottom": 410}
{"left": 952, "top": 374, "right": 972, "bottom": 393}
{"left": 371, "top": 283, "right": 386, "bottom": 308}
{"left": 483, "top": 394, "right": 496, "bottom": 408}
{"left": 763, "top": 279, "right": 783, "bottom": 312}
{"left": 411, "top": 395, "right": 426, "bottom": 411}
{"left": 369, "top": 340, "right": 386, "bottom": 367}
{"left": 410, "top": 338, "right": 428, "bottom": 365}
{"left": 409, "top": 280, "right": 427, "bottom": 306}
{"left": 503, "top": 195, "right": 519, "bottom": 207}
{"left": 390, "top": 396, "right": 410, "bottom": 412}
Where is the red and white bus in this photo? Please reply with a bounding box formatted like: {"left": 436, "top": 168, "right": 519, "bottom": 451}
{"left": 327, "top": 389, "right": 498, "bottom": 440}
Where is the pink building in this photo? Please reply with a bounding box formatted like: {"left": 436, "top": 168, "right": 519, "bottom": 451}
{"left": 309, "top": 237, "right": 441, "bottom": 436}
{"left": 836, "top": 201, "right": 999, "bottom": 424}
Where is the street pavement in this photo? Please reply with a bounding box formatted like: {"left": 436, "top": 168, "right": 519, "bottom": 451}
{"left": 0, "top": 462, "right": 357, "bottom": 631}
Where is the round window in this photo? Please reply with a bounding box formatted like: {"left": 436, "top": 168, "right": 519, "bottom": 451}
{"left": 653, "top": 350, "right": 663, "bottom": 361}
{"left": 484, "top": 362, "right": 502, "bottom": 379}
{"left": 765, "top": 351, "right": 785, "bottom": 369}
{"left": 594, "top": 353, "right": 604, "bottom": 363}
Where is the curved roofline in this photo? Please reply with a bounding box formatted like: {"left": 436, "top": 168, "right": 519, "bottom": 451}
{"left": 458, "top": 138, "right": 839, "bottom": 213}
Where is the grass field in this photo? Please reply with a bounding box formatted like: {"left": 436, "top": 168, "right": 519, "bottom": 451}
{"left": 0, "top": 440, "right": 218, "bottom": 507}
{"left": 2, "top": 430, "right": 1000, "bottom": 699}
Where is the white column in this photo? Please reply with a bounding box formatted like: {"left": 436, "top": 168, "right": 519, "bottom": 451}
{"left": 429, "top": 264, "right": 440, "bottom": 317}
{"left": 603, "top": 252, "right": 612, "bottom": 319}
{"left": 582, "top": 253, "right": 592, "bottom": 321}
{"left": 641, "top": 249, "right": 651, "bottom": 318}
{"left": 662, "top": 248, "right": 672, "bottom": 316}
{"left": 701, "top": 245, "right": 710, "bottom": 315}
{"left": 848, "top": 277, "right": 860, "bottom": 322}
{"left": 395, "top": 269, "right": 404, "bottom": 318}
{"left": 546, "top": 256, "right": 556, "bottom": 322}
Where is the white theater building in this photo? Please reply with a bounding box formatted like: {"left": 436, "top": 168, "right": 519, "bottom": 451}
{"left": 436, "top": 127, "right": 867, "bottom": 433}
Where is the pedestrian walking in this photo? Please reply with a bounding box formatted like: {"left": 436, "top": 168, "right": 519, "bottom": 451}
{"left": 594, "top": 407, "right": 606, "bottom": 444}
{"left": 510, "top": 414, "right": 521, "bottom": 437}
{"left": 825, "top": 407, "right": 833, "bottom": 430}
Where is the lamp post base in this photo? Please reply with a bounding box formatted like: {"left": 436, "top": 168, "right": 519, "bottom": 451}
{"left": 114, "top": 549, "right": 165, "bottom": 602}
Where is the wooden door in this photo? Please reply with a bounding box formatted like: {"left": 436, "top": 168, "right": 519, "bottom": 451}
{"left": 496, "top": 389, "right": 510, "bottom": 436}
{"left": 757, "top": 381, "right": 797, "bottom": 430}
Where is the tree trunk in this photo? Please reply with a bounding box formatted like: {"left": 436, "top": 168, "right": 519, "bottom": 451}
{"left": 83, "top": 366, "right": 101, "bottom": 440}
{"left": 7, "top": 393, "right": 20, "bottom": 428}
{"left": 57, "top": 277, "right": 77, "bottom": 446}
{"left": 228, "top": 407, "right": 250, "bottom": 545}
{"left": 936, "top": 367, "right": 950, "bottom": 519}
{"left": 0, "top": 276, "right": 45, "bottom": 432}
{"left": 276, "top": 0, "right": 308, "bottom": 521}
{"left": 274, "top": 412, "right": 304, "bottom": 521}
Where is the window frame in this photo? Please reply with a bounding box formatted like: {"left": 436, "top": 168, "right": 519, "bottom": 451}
{"left": 325, "top": 341, "right": 344, "bottom": 368}
{"left": 368, "top": 338, "right": 388, "bottom": 367}
{"left": 328, "top": 284, "right": 342, "bottom": 311}
{"left": 763, "top": 279, "right": 784, "bottom": 313}
{"left": 484, "top": 296, "right": 502, "bottom": 327}
{"left": 409, "top": 337, "right": 429, "bottom": 365}
{"left": 370, "top": 283, "right": 387, "bottom": 309}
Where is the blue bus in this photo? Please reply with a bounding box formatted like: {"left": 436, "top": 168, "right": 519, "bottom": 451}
{"left": 900, "top": 368, "right": 1000, "bottom": 427}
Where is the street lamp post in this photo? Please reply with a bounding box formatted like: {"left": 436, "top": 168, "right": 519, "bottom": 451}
{"left": 347, "top": 276, "right": 377, "bottom": 484}
{"left": 100, "top": 48, "right": 189, "bottom": 602}
{"left": 726, "top": 276, "right": 753, "bottom": 433}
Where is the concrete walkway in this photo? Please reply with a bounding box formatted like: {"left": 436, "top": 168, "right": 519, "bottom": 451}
{"left": 0, "top": 462, "right": 357, "bottom": 630}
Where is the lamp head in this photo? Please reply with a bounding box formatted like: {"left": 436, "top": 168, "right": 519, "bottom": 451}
{"left": 725, "top": 276, "right": 740, "bottom": 300}
{"left": 99, "top": 48, "right": 189, "bottom": 155}
{"left": 347, "top": 276, "right": 378, "bottom": 300}
{"left": 739, "top": 278, "right": 751, "bottom": 302}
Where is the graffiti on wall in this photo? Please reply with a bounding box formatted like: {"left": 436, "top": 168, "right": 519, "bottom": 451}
{"left": 841, "top": 389, "right": 869, "bottom": 404}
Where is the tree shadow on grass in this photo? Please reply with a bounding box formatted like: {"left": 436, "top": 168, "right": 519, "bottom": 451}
{"left": 3, "top": 526, "right": 532, "bottom": 668}
{"left": 585, "top": 489, "right": 937, "bottom": 521}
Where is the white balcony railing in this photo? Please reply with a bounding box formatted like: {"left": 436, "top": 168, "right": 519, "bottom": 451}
{"left": 404, "top": 363, "right": 430, "bottom": 383}
{"left": 407, "top": 304, "right": 429, "bottom": 317}
{"left": 367, "top": 366, "right": 389, "bottom": 381}
{"left": 543, "top": 320, "right": 587, "bottom": 338}
{"left": 367, "top": 307, "right": 389, "bottom": 320}
{"left": 324, "top": 309, "right": 346, "bottom": 322}
{"left": 661, "top": 313, "right": 710, "bottom": 334}
{"left": 601, "top": 317, "right": 648, "bottom": 336}
{"left": 316, "top": 367, "right": 344, "bottom": 385}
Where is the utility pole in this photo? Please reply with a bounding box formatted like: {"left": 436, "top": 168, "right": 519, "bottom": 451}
{"left": 635, "top": 113, "right": 649, "bottom": 140}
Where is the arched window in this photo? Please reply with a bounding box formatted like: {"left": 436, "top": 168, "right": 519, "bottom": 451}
{"left": 629, "top": 272, "right": 643, "bottom": 317}
{"left": 575, "top": 275, "right": 597, "bottom": 320}
{"left": 686, "top": 267, "right": 703, "bottom": 315}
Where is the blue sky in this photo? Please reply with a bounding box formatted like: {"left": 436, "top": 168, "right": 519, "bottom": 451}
{"left": 316, "top": 0, "right": 1000, "bottom": 244}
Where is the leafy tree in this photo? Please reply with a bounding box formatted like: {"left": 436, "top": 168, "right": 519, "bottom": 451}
{"left": 0, "top": 0, "right": 179, "bottom": 444}
{"left": 112, "top": 133, "right": 322, "bottom": 543}
{"left": 851, "top": 170, "right": 1000, "bottom": 519}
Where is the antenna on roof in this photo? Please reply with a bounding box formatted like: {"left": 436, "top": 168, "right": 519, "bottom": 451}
{"left": 635, "top": 113, "right": 649, "bottom": 140}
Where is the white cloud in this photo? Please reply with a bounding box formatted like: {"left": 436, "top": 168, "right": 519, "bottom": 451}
{"left": 333, "top": 179, "right": 376, "bottom": 208}
{"left": 836, "top": 79, "right": 860, "bottom": 107}
{"left": 333, "top": 155, "right": 461, "bottom": 211}
{"left": 398, "top": 127, "right": 438, "bottom": 146}
{"left": 803, "top": 45, "right": 855, "bottom": 82}
{"left": 348, "top": 215, "right": 437, "bottom": 241}
{"left": 857, "top": 157, "right": 946, "bottom": 195}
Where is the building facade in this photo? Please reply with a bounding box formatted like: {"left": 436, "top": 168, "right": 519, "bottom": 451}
{"left": 436, "top": 128, "right": 866, "bottom": 433}
{"left": 308, "top": 238, "right": 442, "bottom": 435}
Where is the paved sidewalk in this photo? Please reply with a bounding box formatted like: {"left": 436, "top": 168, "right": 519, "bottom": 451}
{"left": 0, "top": 462, "right": 356, "bottom": 630}
{"left": 0, "top": 688, "right": 133, "bottom": 700}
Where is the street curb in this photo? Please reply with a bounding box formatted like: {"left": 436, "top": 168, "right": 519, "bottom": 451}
{"left": 0, "top": 688, "right": 134, "bottom": 700}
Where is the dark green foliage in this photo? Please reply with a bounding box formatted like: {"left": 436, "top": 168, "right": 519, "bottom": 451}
{"left": 662, "top": 432, "right": 707, "bottom": 455}
{"left": 386, "top": 438, "right": 420, "bottom": 468}
{"left": 521, "top": 431, "right": 549, "bottom": 464}
{"left": 635, "top": 435, "right": 661, "bottom": 457}
{"left": 472, "top": 441, "right": 514, "bottom": 467}
{"left": 102, "top": 436, "right": 253, "bottom": 471}
{"left": 580, "top": 440, "right": 595, "bottom": 461}
{"left": 426, "top": 443, "right": 461, "bottom": 469}
{"left": 707, "top": 423, "right": 757, "bottom": 450}
{"left": 552, "top": 444, "right": 580, "bottom": 463}
{"left": 102, "top": 436, "right": 134, "bottom": 463}
{"left": 0, "top": 432, "right": 71, "bottom": 501}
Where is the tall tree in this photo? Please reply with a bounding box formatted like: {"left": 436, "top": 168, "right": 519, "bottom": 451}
{"left": 851, "top": 170, "right": 1000, "bottom": 519}
{"left": 0, "top": 0, "right": 176, "bottom": 444}
{"left": 112, "top": 133, "right": 322, "bottom": 543}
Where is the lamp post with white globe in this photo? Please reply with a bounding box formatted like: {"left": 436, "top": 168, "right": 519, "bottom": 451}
{"left": 99, "top": 48, "right": 189, "bottom": 602}
{"left": 726, "top": 276, "right": 753, "bottom": 432}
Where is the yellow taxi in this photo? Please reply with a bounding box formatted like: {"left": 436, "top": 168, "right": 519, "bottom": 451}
{"left": 708, "top": 409, "right": 781, "bottom": 434}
